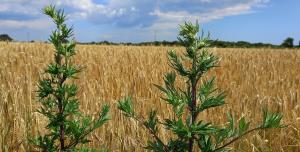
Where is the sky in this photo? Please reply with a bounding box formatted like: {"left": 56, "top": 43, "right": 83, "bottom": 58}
{"left": 0, "top": 0, "right": 299, "bottom": 44}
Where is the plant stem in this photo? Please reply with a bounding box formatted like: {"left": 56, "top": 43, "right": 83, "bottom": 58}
{"left": 213, "top": 127, "right": 262, "bottom": 152}
{"left": 56, "top": 51, "right": 65, "bottom": 151}
{"left": 58, "top": 97, "right": 65, "bottom": 151}
{"left": 189, "top": 78, "right": 197, "bottom": 152}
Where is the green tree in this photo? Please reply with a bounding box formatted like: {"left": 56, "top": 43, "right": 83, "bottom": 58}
{"left": 281, "top": 37, "right": 294, "bottom": 48}
{"left": 30, "top": 6, "right": 109, "bottom": 151}
{"left": 0, "top": 34, "right": 13, "bottom": 41}
{"left": 118, "top": 22, "right": 285, "bottom": 152}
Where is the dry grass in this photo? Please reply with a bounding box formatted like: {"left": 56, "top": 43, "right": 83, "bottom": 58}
{"left": 0, "top": 42, "right": 299, "bottom": 152}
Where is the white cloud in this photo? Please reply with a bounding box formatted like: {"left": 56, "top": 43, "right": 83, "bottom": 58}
{"left": 148, "top": 0, "right": 269, "bottom": 31}
{"left": 0, "top": 18, "right": 51, "bottom": 29}
{"left": 57, "top": 0, "right": 96, "bottom": 11}
{"left": 0, "top": 0, "right": 270, "bottom": 39}
{"left": 0, "top": 5, "right": 8, "bottom": 12}
{"left": 0, "top": 0, "right": 269, "bottom": 26}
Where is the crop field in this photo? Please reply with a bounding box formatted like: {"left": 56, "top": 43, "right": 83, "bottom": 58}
{"left": 0, "top": 42, "right": 300, "bottom": 151}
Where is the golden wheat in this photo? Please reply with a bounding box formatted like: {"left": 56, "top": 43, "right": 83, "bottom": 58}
{"left": 0, "top": 42, "right": 299, "bottom": 151}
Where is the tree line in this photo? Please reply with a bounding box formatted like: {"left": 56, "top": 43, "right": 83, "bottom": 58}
{"left": 0, "top": 33, "right": 299, "bottom": 48}
{"left": 83, "top": 38, "right": 300, "bottom": 48}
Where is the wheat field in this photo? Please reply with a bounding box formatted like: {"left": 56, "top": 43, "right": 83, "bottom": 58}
{"left": 0, "top": 42, "right": 299, "bottom": 151}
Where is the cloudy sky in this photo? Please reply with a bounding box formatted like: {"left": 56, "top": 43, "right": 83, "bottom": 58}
{"left": 0, "top": 0, "right": 299, "bottom": 44}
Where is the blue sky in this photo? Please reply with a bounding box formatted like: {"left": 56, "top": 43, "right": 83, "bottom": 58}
{"left": 0, "top": 0, "right": 299, "bottom": 44}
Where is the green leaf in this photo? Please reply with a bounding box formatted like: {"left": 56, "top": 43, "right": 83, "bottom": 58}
{"left": 178, "top": 21, "right": 199, "bottom": 49}
{"left": 198, "top": 92, "right": 225, "bottom": 112}
{"left": 154, "top": 72, "right": 187, "bottom": 117}
{"left": 94, "top": 104, "right": 110, "bottom": 129}
{"left": 60, "top": 24, "right": 74, "bottom": 40}
{"left": 37, "top": 79, "right": 53, "bottom": 99}
{"left": 63, "top": 65, "right": 82, "bottom": 78}
{"left": 45, "top": 63, "right": 60, "bottom": 75}
{"left": 76, "top": 147, "right": 108, "bottom": 152}
{"left": 117, "top": 96, "right": 135, "bottom": 117}
{"left": 145, "top": 140, "right": 166, "bottom": 152}
{"left": 197, "top": 135, "right": 214, "bottom": 152}
{"left": 164, "top": 72, "right": 176, "bottom": 85}
{"left": 144, "top": 110, "right": 159, "bottom": 133}
{"left": 174, "top": 103, "right": 185, "bottom": 116}
{"left": 261, "top": 107, "right": 285, "bottom": 129}
{"left": 29, "top": 134, "right": 57, "bottom": 152}
{"left": 153, "top": 84, "right": 168, "bottom": 94}
{"left": 154, "top": 72, "right": 176, "bottom": 96}
{"left": 167, "top": 50, "right": 189, "bottom": 76}
{"left": 164, "top": 118, "right": 190, "bottom": 138}
{"left": 64, "top": 99, "right": 80, "bottom": 116}
{"left": 238, "top": 117, "right": 250, "bottom": 135}
{"left": 65, "top": 40, "right": 76, "bottom": 57}
{"left": 196, "top": 49, "right": 219, "bottom": 74}
{"left": 43, "top": 5, "right": 56, "bottom": 18}
{"left": 198, "top": 77, "right": 226, "bottom": 112}
{"left": 191, "top": 121, "right": 217, "bottom": 136}
{"left": 226, "top": 112, "right": 236, "bottom": 137}
{"left": 199, "top": 77, "right": 217, "bottom": 99}
{"left": 167, "top": 139, "right": 189, "bottom": 152}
